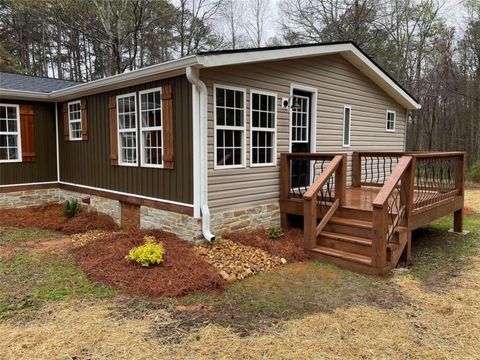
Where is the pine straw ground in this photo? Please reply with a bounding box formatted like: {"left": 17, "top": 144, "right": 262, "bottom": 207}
{"left": 75, "top": 230, "right": 226, "bottom": 298}
{"left": 0, "top": 193, "right": 479, "bottom": 359}
{"left": 0, "top": 203, "right": 118, "bottom": 235}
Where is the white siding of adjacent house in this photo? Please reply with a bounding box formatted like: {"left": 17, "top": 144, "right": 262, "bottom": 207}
{"left": 201, "top": 54, "right": 408, "bottom": 213}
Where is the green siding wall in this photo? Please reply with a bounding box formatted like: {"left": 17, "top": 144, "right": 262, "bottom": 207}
{"left": 59, "top": 75, "right": 193, "bottom": 204}
{"left": 0, "top": 100, "right": 57, "bottom": 185}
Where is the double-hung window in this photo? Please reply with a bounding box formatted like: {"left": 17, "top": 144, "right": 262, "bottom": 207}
{"left": 343, "top": 106, "right": 351, "bottom": 147}
{"left": 386, "top": 110, "right": 396, "bottom": 132}
{"left": 214, "top": 85, "right": 246, "bottom": 168}
{"left": 0, "top": 104, "right": 21, "bottom": 162}
{"left": 139, "top": 88, "right": 163, "bottom": 167}
{"left": 117, "top": 93, "right": 138, "bottom": 166}
{"left": 68, "top": 100, "right": 82, "bottom": 140}
{"left": 250, "top": 91, "right": 276, "bottom": 166}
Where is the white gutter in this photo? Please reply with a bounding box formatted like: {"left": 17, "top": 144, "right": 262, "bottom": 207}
{"left": 55, "top": 102, "right": 60, "bottom": 181}
{"left": 186, "top": 66, "right": 215, "bottom": 242}
{"left": 0, "top": 89, "right": 50, "bottom": 101}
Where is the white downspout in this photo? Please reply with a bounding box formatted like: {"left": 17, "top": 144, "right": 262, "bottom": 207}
{"left": 186, "top": 66, "right": 215, "bottom": 242}
{"left": 55, "top": 102, "right": 60, "bottom": 182}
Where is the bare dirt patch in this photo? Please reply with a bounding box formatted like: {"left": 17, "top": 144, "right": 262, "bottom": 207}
{"left": 228, "top": 228, "right": 313, "bottom": 263}
{"left": 465, "top": 190, "right": 480, "bottom": 213}
{"left": 0, "top": 204, "right": 119, "bottom": 235}
{"left": 75, "top": 230, "right": 226, "bottom": 298}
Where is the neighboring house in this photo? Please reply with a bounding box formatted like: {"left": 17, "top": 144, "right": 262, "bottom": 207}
{"left": 0, "top": 42, "right": 464, "bottom": 274}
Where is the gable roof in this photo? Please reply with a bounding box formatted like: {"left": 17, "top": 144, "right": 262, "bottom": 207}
{"left": 0, "top": 42, "right": 421, "bottom": 109}
{"left": 0, "top": 72, "right": 80, "bottom": 93}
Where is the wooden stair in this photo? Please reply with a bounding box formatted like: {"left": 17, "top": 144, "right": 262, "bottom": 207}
{"left": 308, "top": 208, "right": 407, "bottom": 274}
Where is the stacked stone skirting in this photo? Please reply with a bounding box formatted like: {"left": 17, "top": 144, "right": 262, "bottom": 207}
{"left": 0, "top": 187, "right": 281, "bottom": 242}
{"left": 210, "top": 203, "right": 281, "bottom": 237}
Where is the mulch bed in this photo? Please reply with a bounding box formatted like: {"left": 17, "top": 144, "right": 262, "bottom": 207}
{"left": 229, "top": 228, "right": 313, "bottom": 263}
{"left": 75, "top": 230, "right": 226, "bottom": 298}
{"left": 0, "top": 203, "right": 118, "bottom": 235}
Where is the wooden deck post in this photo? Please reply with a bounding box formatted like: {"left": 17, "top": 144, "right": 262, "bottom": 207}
{"left": 335, "top": 154, "right": 347, "bottom": 206}
{"left": 404, "top": 156, "right": 416, "bottom": 221}
{"left": 280, "top": 154, "right": 291, "bottom": 229}
{"left": 352, "top": 152, "right": 361, "bottom": 188}
{"left": 303, "top": 197, "right": 317, "bottom": 250}
{"left": 453, "top": 153, "right": 465, "bottom": 233}
{"left": 372, "top": 206, "right": 388, "bottom": 269}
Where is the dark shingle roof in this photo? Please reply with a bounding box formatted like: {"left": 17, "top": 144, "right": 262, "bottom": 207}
{"left": 0, "top": 72, "right": 81, "bottom": 93}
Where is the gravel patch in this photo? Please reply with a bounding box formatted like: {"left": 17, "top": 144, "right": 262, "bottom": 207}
{"left": 194, "top": 238, "right": 287, "bottom": 282}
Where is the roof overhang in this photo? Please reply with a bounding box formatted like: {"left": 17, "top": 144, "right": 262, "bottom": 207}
{"left": 0, "top": 43, "right": 420, "bottom": 110}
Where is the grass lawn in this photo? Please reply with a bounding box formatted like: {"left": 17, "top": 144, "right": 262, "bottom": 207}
{"left": 1, "top": 191, "right": 479, "bottom": 359}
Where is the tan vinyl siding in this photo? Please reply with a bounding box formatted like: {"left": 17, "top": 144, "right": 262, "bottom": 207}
{"left": 201, "top": 54, "right": 407, "bottom": 213}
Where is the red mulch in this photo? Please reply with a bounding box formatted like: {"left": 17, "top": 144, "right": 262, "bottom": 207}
{"left": 74, "top": 230, "right": 226, "bottom": 298}
{"left": 0, "top": 203, "right": 119, "bottom": 235}
{"left": 229, "top": 228, "right": 313, "bottom": 263}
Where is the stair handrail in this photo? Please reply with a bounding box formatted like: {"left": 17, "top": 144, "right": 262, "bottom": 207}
{"left": 303, "top": 154, "right": 346, "bottom": 250}
{"left": 371, "top": 155, "right": 413, "bottom": 268}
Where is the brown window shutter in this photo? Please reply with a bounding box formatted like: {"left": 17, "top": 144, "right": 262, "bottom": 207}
{"left": 162, "top": 83, "right": 174, "bottom": 169}
{"left": 80, "top": 98, "right": 88, "bottom": 140}
{"left": 109, "top": 95, "right": 118, "bottom": 165}
{"left": 63, "top": 102, "right": 69, "bottom": 140}
{"left": 20, "top": 104, "right": 35, "bottom": 162}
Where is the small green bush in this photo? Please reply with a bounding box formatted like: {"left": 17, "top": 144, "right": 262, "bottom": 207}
{"left": 125, "top": 236, "right": 165, "bottom": 267}
{"left": 63, "top": 199, "right": 80, "bottom": 218}
{"left": 266, "top": 226, "right": 284, "bottom": 240}
{"left": 467, "top": 161, "right": 480, "bottom": 183}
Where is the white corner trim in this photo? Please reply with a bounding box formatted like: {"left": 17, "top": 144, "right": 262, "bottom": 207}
{"left": 55, "top": 102, "right": 60, "bottom": 181}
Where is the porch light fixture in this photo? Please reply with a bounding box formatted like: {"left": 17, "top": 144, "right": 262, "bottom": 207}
{"left": 282, "top": 95, "right": 301, "bottom": 110}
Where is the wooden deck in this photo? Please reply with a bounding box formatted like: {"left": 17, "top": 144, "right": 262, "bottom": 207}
{"left": 280, "top": 151, "right": 465, "bottom": 274}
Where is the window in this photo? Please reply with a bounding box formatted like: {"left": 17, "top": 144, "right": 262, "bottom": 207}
{"left": 386, "top": 110, "right": 396, "bottom": 132}
{"left": 68, "top": 100, "right": 82, "bottom": 140}
{"left": 250, "top": 90, "right": 276, "bottom": 166}
{"left": 214, "top": 85, "right": 246, "bottom": 168}
{"left": 291, "top": 95, "right": 309, "bottom": 143}
{"left": 343, "top": 106, "right": 351, "bottom": 147}
{"left": 117, "top": 93, "right": 138, "bottom": 166}
{"left": 0, "top": 104, "right": 21, "bottom": 162}
{"left": 139, "top": 88, "right": 163, "bottom": 167}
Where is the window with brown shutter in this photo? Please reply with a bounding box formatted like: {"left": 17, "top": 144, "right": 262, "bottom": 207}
{"left": 80, "top": 98, "right": 88, "bottom": 140}
{"left": 20, "top": 104, "right": 35, "bottom": 162}
{"left": 64, "top": 99, "right": 88, "bottom": 141}
{"left": 109, "top": 95, "right": 118, "bottom": 165}
{"left": 162, "top": 83, "right": 174, "bottom": 169}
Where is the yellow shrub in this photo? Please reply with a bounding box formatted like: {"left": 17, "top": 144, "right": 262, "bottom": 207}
{"left": 125, "top": 235, "right": 165, "bottom": 267}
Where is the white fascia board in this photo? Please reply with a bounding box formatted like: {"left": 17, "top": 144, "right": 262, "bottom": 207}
{"left": 0, "top": 89, "right": 50, "bottom": 101}
{"left": 342, "top": 49, "right": 421, "bottom": 110}
{"left": 51, "top": 55, "right": 199, "bottom": 100}
{"left": 199, "top": 43, "right": 351, "bottom": 68}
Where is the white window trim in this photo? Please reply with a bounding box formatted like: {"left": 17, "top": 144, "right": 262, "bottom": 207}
{"left": 343, "top": 105, "right": 351, "bottom": 148}
{"left": 0, "top": 103, "right": 22, "bottom": 163}
{"left": 139, "top": 87, "right": 164, "bottom": 169}
{"left": 213, "top": 83, "right": 247, "bottom": 170}
{"left": 116, "top": 92, "right": 138, "bottom": 167}
{"left": 288, "top": 84, "right": 317, "bottom": 154}
{"left": 67, "top": 100, "right": 82, "bottom": 141}
{"left": 249, "top": 89, "right": 277, "bottom": 167}
{"left": 386, "top": 110, "right": 396, "bottom": 132}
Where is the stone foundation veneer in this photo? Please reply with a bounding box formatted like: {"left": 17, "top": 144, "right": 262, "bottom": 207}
{"left": 0, "top": 187, "right": 281, "bottom": 242}
{"left": 57, "top": 189, "right": 121, "bottom": 226}
{"left": 210, "top": 202, "right": 281, "bottom": 237}
{"left": 140, "top": 206, "right": 203, "bottom": 243}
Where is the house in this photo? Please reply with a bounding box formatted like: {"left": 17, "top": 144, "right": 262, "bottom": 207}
{"left": 0, "top": 42, "right": 465, "bottom": 274}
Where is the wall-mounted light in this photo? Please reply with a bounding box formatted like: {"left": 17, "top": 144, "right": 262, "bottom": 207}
{"left": 281, "top": 95, "right": 301, "bottom": 110}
